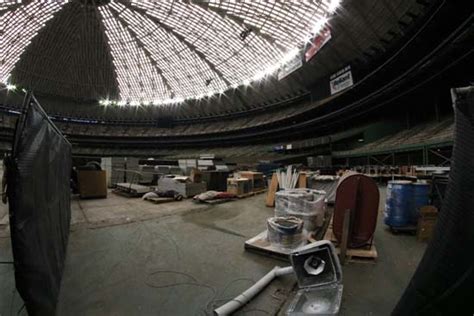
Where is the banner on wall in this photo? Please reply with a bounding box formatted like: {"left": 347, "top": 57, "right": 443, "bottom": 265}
{"left": 305, "top": 27, "right": 332, "bottom": 62}
{"left": 330, "top": 65, "right": 354, "bottom": 95}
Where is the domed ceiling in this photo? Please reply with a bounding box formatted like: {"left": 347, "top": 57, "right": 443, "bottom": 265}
{"left": 1, "top": 0, "right": 340, "bottom": 105}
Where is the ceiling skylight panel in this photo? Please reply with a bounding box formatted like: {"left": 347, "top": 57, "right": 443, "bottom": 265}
{"left": 185, "top": 2, "right": 278, "bottom": 82}
{"left": 1, "top": 1, "right": 63, "bottom": 82}
{"left": 207, "top": 1, "right": 327, "bottom": 49}
{"left": 99, "top": 5, "right": 169, "bottom": 101}
{"left": 110, "top": 2, "right": 226, "bottom": 98}
{"left": 131, "top": 1, "right": 243, "bottom": 65}
{"left": 115, "top": 4, "right": 217, "bottom": 94}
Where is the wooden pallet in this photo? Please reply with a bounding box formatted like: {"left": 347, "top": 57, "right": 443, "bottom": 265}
{"left": 308, "top": 218, "right": 378, "bottom": 263}
{"left": 316, "top": 217, "right": 378, "bottom": 264}
{"left": 244, "top": 231, "right": 294, "bottom": 261}
{"left": 145, "top": 197, "right": 181, "bottom": 204}
{"left": 237, "top": 188, "right": 267, "bottom": 199}
{"left": 195, "top": 198, "right": 236, "bottom": 205}
{"left": 112, "top": 189, "right": 146, "bottom": 198}
{"left": 388, "top": 225, "right": 417, "bottom": 234}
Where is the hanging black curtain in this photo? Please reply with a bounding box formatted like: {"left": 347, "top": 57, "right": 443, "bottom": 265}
{"left": 7, "top": 92, "right": 71, "bottom": 315}
{"left": 393, "top": 86, "right": 474, "bottom": 315}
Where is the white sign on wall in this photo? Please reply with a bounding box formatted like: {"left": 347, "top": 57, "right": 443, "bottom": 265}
{"left": 330, "top": 65, "right": 354, "bottom": 95}
{"left": 278, "top": 54, "right": 303, "bottom": 80}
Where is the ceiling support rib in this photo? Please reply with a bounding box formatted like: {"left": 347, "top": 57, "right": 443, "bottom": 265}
{"left": 190, "top": 1, "right": 287, "bottom": 52}
{"left": 107, "top": 5, "right": 174, "bottom": 97}
{"left": 121, "top": 0, "right": 231, "bottom": 87}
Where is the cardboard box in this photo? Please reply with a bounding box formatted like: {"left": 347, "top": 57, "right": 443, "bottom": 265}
{"left": 78, "top": 170, "right": 107, "bottom": 199}
{"left": 417, "top": 206, "right": 438, "bottom": 241}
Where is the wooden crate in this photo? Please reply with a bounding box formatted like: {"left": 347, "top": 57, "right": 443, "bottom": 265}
{"left": 227, "top": 178, "right": 251, "bottom": 196}
{"left": 78, "top": 170, "right": 107, "bottom": 199}
{"left": 239, "top": 171, "right": 265, "bottom": 192}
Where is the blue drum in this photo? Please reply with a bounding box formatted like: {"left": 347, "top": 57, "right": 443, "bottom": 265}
{"left": 384, "top": 181, "right": 414, "bottom": 228}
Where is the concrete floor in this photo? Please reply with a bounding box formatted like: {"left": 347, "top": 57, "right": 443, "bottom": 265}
{"left": 0, "top": 187, "right": 427, "bottom": 315}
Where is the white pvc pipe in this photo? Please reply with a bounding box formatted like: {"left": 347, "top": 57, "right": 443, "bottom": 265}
{"left": 214, "top": 266, "right": 293, "bottom": 315}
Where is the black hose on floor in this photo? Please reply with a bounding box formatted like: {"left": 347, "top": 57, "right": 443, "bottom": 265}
{"left": 393, "top": 86, "right": 474, "bottom": 315}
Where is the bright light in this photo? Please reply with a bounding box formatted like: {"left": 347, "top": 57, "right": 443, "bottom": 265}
{"left": 130, "top": 101, "right": 140, "bottom": 106}
{"left": 117, "top": 101, "right": 126, "bottom": 106}
{"left": 231, "top": 83, "right": 239, "bottom": 89}
{"left": 327, "top": 0, "right": 341, "bottom": 13}
{"left": 153, "top": 100, "right": 162, "bottom": 105}
{"left": 242, "top": 79, "right": 250, "bottom": 86}
{"left": 253, "top": 71, "right": 266, "bottom": 81}
{"left": 281, "top": 48, "right": 299, "bottom": 64}
{"left": 6, "top": 84, "right": 16, "bottom": 91}
{"left": 268, "top": 64, "right": 279, "bottom": 74}
{"left": 312, "top": 17, "right": 328, "bottom": 34}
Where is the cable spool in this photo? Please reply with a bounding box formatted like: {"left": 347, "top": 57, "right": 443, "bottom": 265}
{"left": 267, "top": 216, "right": 304, "bottom": 249}
{"left": 333, "top": 172, "right": 379, "bottom": 248}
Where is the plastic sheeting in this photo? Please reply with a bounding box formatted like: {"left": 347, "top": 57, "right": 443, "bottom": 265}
{"left": 7, "top": 93, "right": 72, "bottom": 315}
{"left": 275, "top": 189, "right": 326, "bottom": 232}
{"left": 308, "top": 175, "right": 339, "bottom": 204}
{"left": 393, "top": 87, "right": 474, "bottom": 315}
{"left": 267, "top": 216, "right": 305, "bottom": 249}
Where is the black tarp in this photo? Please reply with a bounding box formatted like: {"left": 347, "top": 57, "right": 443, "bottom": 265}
{"left": 393, "top": 87, "right": 474, "bottom": 315}
{"left": 7, "top": 93, "right": 71, "bottom": 315}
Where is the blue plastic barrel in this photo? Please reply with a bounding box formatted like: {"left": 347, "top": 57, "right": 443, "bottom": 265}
{"left": 412, "top": 182, "right": 430, "bottom": 222}
{"left": 384, "top": 180, "right": 414, "bottom": 227}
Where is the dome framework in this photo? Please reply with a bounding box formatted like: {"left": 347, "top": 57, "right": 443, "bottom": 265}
{"left": 1, "top": 0, "right": 339, "bottom": 105}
